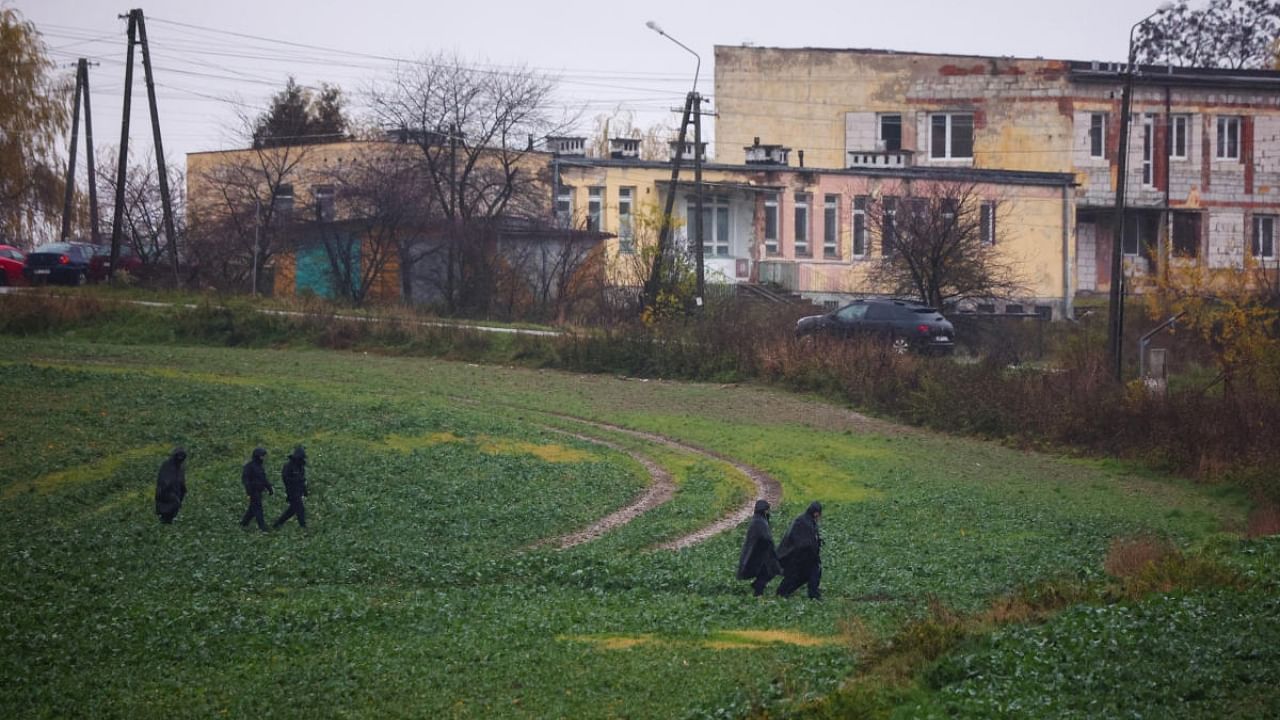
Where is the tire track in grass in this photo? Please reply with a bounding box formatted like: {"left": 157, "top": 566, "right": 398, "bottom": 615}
{"left": 541, "top": 413, "right": 782, "bottom": 551}
{"left": 531, "top": 429, "right": 675, "bottom": 550}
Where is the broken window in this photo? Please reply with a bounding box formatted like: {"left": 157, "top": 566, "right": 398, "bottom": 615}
{"left": 930, "top": 113, "right": 974, "bottom": 160}
{"left": 823, "top": 194, "right": 839, "bottom": 259}
{"left": 1254, "top": 214, "right": 1276, "bottom": 260}
{"left": 1217, "top": 116, "right": 1241, "bottom": 160}
{"left": 1089, "top": 113, "right": 1107, "bottom": 159}
{"left": 879, "top": 114, "right": 902, "bottom": 152}
{"left": 1172, "top": 211, "right": 1200, "bottom": 258}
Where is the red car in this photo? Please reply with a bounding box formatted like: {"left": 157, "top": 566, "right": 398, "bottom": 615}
{"left": 88, "top": 244, "right": 144, "bottom": 282}
{"left": 0, "top": 244, "right": 27, "bottom": 286}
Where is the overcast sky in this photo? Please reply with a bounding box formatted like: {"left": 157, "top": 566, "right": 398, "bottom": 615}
{"left": 20, "top": 0, "right": 1171, "bottom": 171}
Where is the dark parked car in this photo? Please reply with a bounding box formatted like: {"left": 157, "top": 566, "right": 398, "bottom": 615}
{"left": 23, "top": 242, "right": 94, "bottom": 286}
{"left": 0, "top": 244, "right": 26, "bottom": 285}
{"left": 795, "top": 297, "right": 956, "bottom": 355}
{"left": 89, "top": 244, "right": 144, "bottom": 282}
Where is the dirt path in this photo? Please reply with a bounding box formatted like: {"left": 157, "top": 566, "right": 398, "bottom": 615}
{"left": 532, "top": 430, "right": 676, "bottom": 550}
{"left": 543, "top": 414, "right": 783, "bottom": 551}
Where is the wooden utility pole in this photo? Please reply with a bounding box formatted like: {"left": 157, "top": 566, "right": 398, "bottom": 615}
{"left": 692, "top": 90, "right": 704, "bottom": 305}
{"left": 643, "top": 92, "right": 695, "bottom": 309}
{"left": 60, "top": 61, "right": 84, "bottom": 242}
{"left": 109, "top": 9, "right": 179, "bottom": 286}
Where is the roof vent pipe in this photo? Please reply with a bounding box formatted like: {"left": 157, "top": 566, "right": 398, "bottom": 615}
{"left": 798, "top": 150, "right": 804, "bottom": 168}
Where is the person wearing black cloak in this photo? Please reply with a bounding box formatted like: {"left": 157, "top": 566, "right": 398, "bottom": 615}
{"left": 239, "top": 447, "right": 274, "bottom": 531}
{"left": 154, "top": 447, "right": 188, "bottom": 524}
{"left": 272, "top": 446, "right": 308, "bottom": 530}
{"left": 737, "top": 499, "right": 783, "bottom": 596}
{"left": 776, "top": 501, "right": 823, "bottom": 599}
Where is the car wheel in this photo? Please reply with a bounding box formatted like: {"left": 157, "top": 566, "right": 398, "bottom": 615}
{"left": 890, "top": 336, "right": 910, "bottom": 355}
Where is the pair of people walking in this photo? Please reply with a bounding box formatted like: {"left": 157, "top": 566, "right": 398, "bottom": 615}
{"left": 240, "top": 446, "right": 309, "bottom": 531}
{"left": 153, "top": 445, "right": 309, "bottom": 530}
{"left": 736, "top": 500, "right": 823, "bottom": 599}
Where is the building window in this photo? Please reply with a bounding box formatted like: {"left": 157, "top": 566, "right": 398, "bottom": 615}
{"left": 852, "top": 196, "right": 868, "bottom": 258}
{"left": 1254, "top": 215, "right": 1276, "bottom": 260}
{"left": 930, "top": 113, "right": 974, "bottom": 160}
{"left": 687, "top": 195, "right": 731, "bottom": 258}
{"left": 1141, "top": 114, "right": 1155, "bottom": 187}
{"left": 1217, "top": 116, "right": 1241, "bottom": 160}
{"left": 878, "top": 114, "right": 902, "bottom": 152}
{"left": 1089, "top": 113, "right": 1107, "bottom": 159}
{"left": 1172, "top": 211, "right": 1200, "bottom": 258}
{"left": 794, "top": 193, "right": 810, "bottom": 256}
{"left": 823, "top": 194, "right": 839, "bottom": 259}
{"left": 618, "top": 186, "right": 634, "bottom": 254}
{"left": 764, "top": 193, "right": 778, "bottom": 255}
{"left": 271, "top": 183, "right": 294, "bottom": 225}
{"left": 1171, "top": 115, "right": 1189, "bottom": 160}
{"left": 556, "top": 186, "right": 573, "bottom": 225}
{"left": 313, "top": 184, "right": 335, "bottom": 222}
{"left": 882, "top": 196, "right": 897, "bottom": 257}
{"left": 979, "top": 201, "right": 997, "bottom": 246}
{"left": 587, "top": 187, "right": 604, "bottom": 232}
{"left": 1123, "top": 213, "right": 1158, "bottom": 257}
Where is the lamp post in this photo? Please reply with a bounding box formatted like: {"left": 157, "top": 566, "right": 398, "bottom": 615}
{"left": 646, "top": 20, "right": 705, "bottom": 306}
{"left": 1107, "top": 3, "right": 1172, "bottom": 381}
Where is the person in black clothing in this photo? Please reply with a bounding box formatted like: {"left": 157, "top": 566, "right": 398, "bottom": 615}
{"left": 776, "top": 501, "right": 823, "bottom": 599}
{"left": 155, "top": 447, "right": 188, "bottom": 524}
{"left": 737, "top": 499, "right": 783, "bottom": 596}
{"left": 272, "top": 446, "right": 308, "bottom": 529}
{"left": 239, "top": 447, "right": 274, "bottom": 531}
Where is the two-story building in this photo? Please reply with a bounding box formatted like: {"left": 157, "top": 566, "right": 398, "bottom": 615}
{"left": 714, "top": 46, "right": 1280, "bottom": 301}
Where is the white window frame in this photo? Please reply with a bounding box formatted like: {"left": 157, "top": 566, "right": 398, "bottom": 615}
{"left": 1254, "top": 214, "right": 1276, "bottom": 260}
{"left": 556, "top": 186, "right": 574, "bottom": 225}
{"left": 587, "top": 186, "right": 604, "bottom": 232}
{"left": 823, "top": 194, "right": 840, "bottom": 259}
{"left": 1089, "top": 112, "right": 1107, "bottom": 159}
{"left": 1217, "top": 116, "right": 1241, "bottom": 160}
{"left": 764, "top": 193, "right": 779, "bottom": 255}
{"left": 929, "top": 113, "right": 974, "bottom": 160}
{"left": 1141, "top": 114, "right": 1155, "bottom": 188}
{"left": 1171, "top": 114, "right": 1189, "bottom": 160}
{"left": 618, "top": 186, "right": 634, "bottom": 254}
{"left": 687, "top": 195, "right": 731, "bottom": 258}
{"left": 794, "top": 193, "right": 811, "bottom": 256}
{"left": 852, "top": 196, "right": 868, "bottom": 259}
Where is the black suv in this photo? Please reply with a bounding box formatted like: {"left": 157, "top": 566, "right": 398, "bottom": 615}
{"left": 795, "top": 298, "right": 956, "bottom": 355}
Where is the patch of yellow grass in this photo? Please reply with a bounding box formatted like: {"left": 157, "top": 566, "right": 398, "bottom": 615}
{"left": 478, "top": 438, "right": 594, "bottom": 464}
{"left": 3, "top": 444, "right": 170, "bottom": 501}
{"left": 383, "top": 432, "right": 462, "bottom": 453}
{"left": 709, "top": 630, "right": 839, "bottom": 648}
{"left": 558, "top": 634, "right": 655, "bottom": 650}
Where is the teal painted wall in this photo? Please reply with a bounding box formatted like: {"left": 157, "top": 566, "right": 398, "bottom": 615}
{"left": 295, "top": 237, "right": 360, "bottom": 299}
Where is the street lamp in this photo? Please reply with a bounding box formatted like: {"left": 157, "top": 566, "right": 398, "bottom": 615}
{"left": 1107, "top": 2, "right": 1173, "bottom": 381}
{"left": 646, "top": 20, "right": 705, "bottom": 305}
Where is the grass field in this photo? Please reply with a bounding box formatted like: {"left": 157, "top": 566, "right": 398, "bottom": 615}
{"left": 1, "top": 336, "right": 1276, "bottom": 718}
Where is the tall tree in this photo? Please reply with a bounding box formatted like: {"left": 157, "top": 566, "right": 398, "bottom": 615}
{"left": 0, "top": 9, "right": 70, "bottom": 247}
{"left": 370, "top": 52, "right": 574, "bottom": 312}
{"left": 253, "top": 77, "right": 349, "bottom": 149}
{"left": 1136, "top": 0, "right": 1280, "bottom": 69}
{"left": 864, "top": 182, "right": 1024, "bottom": 310}
{"left": 96, "top": 147, "right": 184, "bottom": 266}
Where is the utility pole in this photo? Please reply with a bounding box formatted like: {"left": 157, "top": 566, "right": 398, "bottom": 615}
{"left": 692, "top": 90, "right": 704, "bottom": 306}
{"left": 60, "top": 59, "right": 100, "bottom": 244}
{"left": 644, "top": 93, "right": 694, "bottom": 309}
{"left": 109, "top": 9, "right": 179, "bottom": 286}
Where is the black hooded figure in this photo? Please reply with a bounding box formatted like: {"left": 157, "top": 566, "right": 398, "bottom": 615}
{"left": 239, "top": 447, "right": 274, "bottom": 531}
{"left": 155, "top": 447, "right": 188, "bottom": 524}
{"left": 776, "top": 501, "right": 823, "bottom": 599}
{"left": 737, "top": 499, "right": 783, "bottom": 596}
{"left": 272, "top": 446, "right": 308, "bottom": 529}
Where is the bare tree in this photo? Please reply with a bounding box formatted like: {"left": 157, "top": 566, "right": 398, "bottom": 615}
{"left": 864, "top": 182, "right": 1024, "bottom": 309}
{"left": 370, "top": 52, "right": 574, "bottom": 313}
{"left": 588, "top": 108, "right": 676, "bottom": 161}
{"left": 1136, "top": 0, "right": 1280, "bottom": 69}
{"left": 96, "top": 147, "right": 184, "bottom": 267}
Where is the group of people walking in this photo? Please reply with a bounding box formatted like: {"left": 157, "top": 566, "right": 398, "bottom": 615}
{"left": 153, "top": 445, "right": 311, "bottom": 530}
{"left": 737, "top": 500, "right": 823, "bottom": 599}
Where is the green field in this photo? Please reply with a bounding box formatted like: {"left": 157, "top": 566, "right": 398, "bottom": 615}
{"left": 2, "top": 336, "right": 1275, "bottom": 718}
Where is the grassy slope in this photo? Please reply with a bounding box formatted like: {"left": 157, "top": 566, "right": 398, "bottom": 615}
{"left": 0, "top": 337, "right": 1261, "bottom": 718}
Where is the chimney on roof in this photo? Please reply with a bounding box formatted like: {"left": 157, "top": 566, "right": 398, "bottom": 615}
{"left": 546, "top": 136, "right": 586, "bottom": 157}
{"left": 609, "top": 137, "right": 641, "bottom": 160}
{"left": 744, "top": 137, "right": 790, "bottom": 166}
{"left": 798, "top": 150, "right": 805, "bottom": 168}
